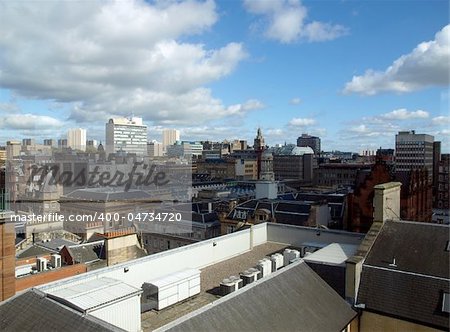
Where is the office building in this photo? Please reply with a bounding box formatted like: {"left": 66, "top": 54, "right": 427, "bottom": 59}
{"left": 6, "top": 141, "right": 21, "bottom": 160}
{"left": 105, "top": 117, "right": 147, "bottom": 156}
{"left": 162, "top": 129, "right": 180, "bottom": 152}
{"left": 395, "top": 130, "right": 434, "bottom": 181}
{"left": 297, "top": 134, "right": 321, "bottom": 155}
{"left": 166, "top": 141, "right": 203, "bottom": 159}
{"left": 270, "top": 145, "right": 315, "bottom": 182}
{"left": 43, "top": 139, "right": 57, "bottom": 148}
{"left": 147, "top": 141, "right": 163, "bottom": 157}
{"left": 67, "top": 128, "right": 86, "bottom": 151}
{"left": 57, "top": 139, "right": 68, "bottom": 149}
{"left": 22, "top": 138, "right": 35, "bottom": 146}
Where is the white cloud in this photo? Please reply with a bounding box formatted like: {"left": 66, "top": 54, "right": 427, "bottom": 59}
{"left": 0, "top": 102, "right": 20, "bottom": 113}
{"left": 380, "top": 109, "right": 429, "bottom": 120}
{"left": 243, "top": 0, "right": 347, "bottom": 43}
{"left": 349, "top": 124, "right": 369, "bottom": 134}
{"left": 0, "top": 0, "right": 254, "bottom": 126}
{"left": 0, "top": 114, "right": 63, "bottom": 130}
{"left": 432, "top": 115, "right": 450, "bottom": 124}
{"left": 289, "top": 97, "right": 301, "bottom": 105}
{"left": 344, "top": 24, "right": 450, "bottom": 95}
{"left": 289, "top": 117, "right": 316, "bottom": 126}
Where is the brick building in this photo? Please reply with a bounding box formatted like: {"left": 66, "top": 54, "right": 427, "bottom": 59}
{"left": 348, "top": 159, "right": 432, "bottom": 232}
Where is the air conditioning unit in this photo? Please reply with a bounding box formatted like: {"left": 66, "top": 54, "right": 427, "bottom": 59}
{"left": 256, "top": 258, "right": 272, "bottom": 278}
{"left": 220, "top": 275, "right": 243, "bottom": 296}
{"left": 36, "top": 257, "right": 48, "bottom": 272}
{"left": 283, "top": 249, "right": 300, "bottom": 266}
{"left": 240, "top": 268, "right": 260, "bottom": 286}
{"left": 270, "top": 253, "right": 284, "bottom": 272}
{"left": 51, "top": 254, "right": 61, "bottom": 268}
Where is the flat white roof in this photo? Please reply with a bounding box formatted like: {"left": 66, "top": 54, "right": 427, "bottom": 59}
{"left": 47, "top": 277, "right": 141, "bottom": 312}
{"left": 303, "top": 243, "right": 358, "bottom": 266}
{"left": 144, "top": 269, "right": 200, "bottom": 288}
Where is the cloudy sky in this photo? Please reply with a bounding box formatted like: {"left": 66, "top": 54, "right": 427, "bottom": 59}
{"left": 0, "top": 0, "right": 449, "bottom": 152}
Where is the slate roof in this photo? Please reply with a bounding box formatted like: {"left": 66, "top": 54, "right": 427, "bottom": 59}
{"left": 159, "top": 261, "right": 356, "bottom": 332}
{"left": 38, "top": 238, "right": 78, "bottom": 251}
{"left": 16, "top": 244, "right": 56, "bottom": 259}
{"left": 357, "top": 220, "right": 450, "bottom": 330}
{"left": 0, "top": 289, "right": 123, "bottom": 332}
{"left": 66, "top": 245, "right": 100, "bottom": 264}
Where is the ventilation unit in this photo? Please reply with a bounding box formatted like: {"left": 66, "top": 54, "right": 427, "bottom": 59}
{"left": 51, "top": 254, "right": 62, "bottom": 268}
{"left": 141, "top": 268, "right": 201, "bottom": 312}
{"left": 220, "top": 275, "right": 243, "bottom": 296}
{"left": 256, "top": 258, "right": 272, "bottom": 278}
{"left": 283, "top": 249, "right": 300, "bottom": 266}
{"left": 36, "top": 257, "right": 48, "bottom": 272}
{"left": 240, "top": 268, "right": 260, "bottom": 286}
{"left": 270, "top": 253, "right": 284, "bottom": 272}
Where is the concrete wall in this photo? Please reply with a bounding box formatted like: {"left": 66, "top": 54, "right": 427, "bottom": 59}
{"left": 267, "top": 223, "right": 364, "bottom": 247}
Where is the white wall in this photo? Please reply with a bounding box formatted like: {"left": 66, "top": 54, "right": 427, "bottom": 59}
{"left": 252, "top": 223, "right": 267, "bottom": 246}
{"left": 39, "top": 228, "right": 254, "bottom": 291}
{"left": 92, "top": 296, "right": 141, "bottom": 332}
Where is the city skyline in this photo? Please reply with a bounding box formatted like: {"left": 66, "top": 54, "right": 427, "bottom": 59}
{"left": 0, "top": 0, "right": 448, "bottom": 152}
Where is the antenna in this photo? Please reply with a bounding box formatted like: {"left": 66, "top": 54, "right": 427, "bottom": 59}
{"left": 389, "top": 257, "right": 397, "bottom": 268}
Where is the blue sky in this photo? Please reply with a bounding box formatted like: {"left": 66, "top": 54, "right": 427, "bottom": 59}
{"left": 0, "top": 0, "right": 448, "bottom": 152}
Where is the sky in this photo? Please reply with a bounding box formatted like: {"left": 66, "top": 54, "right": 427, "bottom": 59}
{"left": 0, "top": 0, "right": 449, "bottom": 152}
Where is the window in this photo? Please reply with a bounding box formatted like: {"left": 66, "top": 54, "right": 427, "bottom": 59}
{"left": 443, "top": 293, "right": 450, "bottom": 313}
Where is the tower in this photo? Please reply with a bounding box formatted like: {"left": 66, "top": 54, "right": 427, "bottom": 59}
{"left": 254, "top": 128, "right": 266, "bottom": 179}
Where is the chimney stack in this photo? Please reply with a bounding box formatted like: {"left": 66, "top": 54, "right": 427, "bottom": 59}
{"left": 373, "top": 182, "right": 402, "bottom": 223}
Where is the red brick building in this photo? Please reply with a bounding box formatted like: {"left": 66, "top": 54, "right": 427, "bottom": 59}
{"left": 348, "top": 159, "right": 432, "bottom": 233}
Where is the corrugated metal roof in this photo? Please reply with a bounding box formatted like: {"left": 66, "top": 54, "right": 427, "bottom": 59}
{"left": 47, "top": 277, "right": 141, "bottom": 312}
{"left": 303, "top": 243, "right": 358, "bottom": 266}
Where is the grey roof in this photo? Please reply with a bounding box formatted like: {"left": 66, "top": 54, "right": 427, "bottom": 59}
{"left": 38, "top": 238, "right": 78, "bottom": 251}
{"left": 0, "top": 289, "right": 123, "bottom": 332}
{"left": 65, "top": 188, "right": 152, "bottom": 202}
{"left": 16, "top": 244, "right": 56, "bottom": 259}
{"left": 159, "top": 261, "right": 356, "bottom": 332}
{"left": 66, "top": 244, "right": 100, "bottom": 264}
{"left": 357, "top": 220, "right": 450, "bottom": 330}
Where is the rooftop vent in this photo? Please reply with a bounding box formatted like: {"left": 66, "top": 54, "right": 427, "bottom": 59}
{"left": 220, "top": 275, "right": 243, "bottom": 296}
{"left": 36, "top": 257, "right": 48, "bottom": 272}
{"left": 240, "top": 268, "right": 260, "bottom": 286}
{"left": 270, "top": 253, "right": 284, "bottom": 272}
{"left": 283, "top": 249, "right": 300, "bottom": 266}
{"left": 51, "top": 254, "right": 61, "bottom": 268}
{"left": 256, "top": 258, "right": 272, "bottom": 278}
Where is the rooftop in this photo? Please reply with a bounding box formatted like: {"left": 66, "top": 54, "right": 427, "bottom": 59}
{"left": 141, "top": 241, "right": 288, "bottom": 331}
{"left": 303, "top": 243, "right": 359, "bottom": 267}
{"left": 158, "top": 261, "right": 356, "bottom": 332}
{"left": 357, "top": 220, "right": 450, "bottom": 330}
{"left": 0, "top": 289, "right": 123, "bottom": 332}
{"left": 35, "top": 222, "right": 364, "bottom": 331}
{"left": 47, "top": 277, "right": 142, "bottom": 313}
